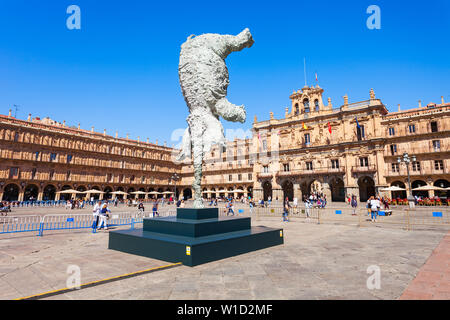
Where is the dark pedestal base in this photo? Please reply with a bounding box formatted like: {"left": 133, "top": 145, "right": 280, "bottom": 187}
{"left": 108, "top": 208, "right": 283, "bottom": 267}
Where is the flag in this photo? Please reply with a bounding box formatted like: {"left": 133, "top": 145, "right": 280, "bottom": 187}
{"left": 258, "top": 133, "right": 261, "bottom": 140}
{"left": 328, "top": 122, "right": 332, "bottom": 134}
{"left": 315, "top": 72, "right": 318, "bottom": 82}
{"left": 355, "top": 117, "right": 361, "bottom": 129}
{"left": 302, "top": 123, "right": 308, "bottom": 130}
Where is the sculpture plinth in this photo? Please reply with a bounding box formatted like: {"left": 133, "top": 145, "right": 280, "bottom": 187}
{"left": 108, "top": 208, "right": 284, "bottom": 266}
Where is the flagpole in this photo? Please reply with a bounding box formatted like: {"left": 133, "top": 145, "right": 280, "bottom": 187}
{"left": 304, "top": 58, "right": 307, "bottom": 87}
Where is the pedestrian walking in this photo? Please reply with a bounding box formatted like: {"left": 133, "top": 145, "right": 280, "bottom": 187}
{"left": 152, "top": 199, "right": 159, "bottom": 217}
{"left": 351, "top": 196, "right": 358, "bottom": 216}
{"left": 369, "top": 196, "right": 380, "bottom": 222}
{"left": 92, "top": 200, "right": 101, "bottom": 229}
{"left": 97, "top": 203, "right": 110, "bottom": 230}
{"left": 283, "top": 197, "right": 290, "bottom": 222}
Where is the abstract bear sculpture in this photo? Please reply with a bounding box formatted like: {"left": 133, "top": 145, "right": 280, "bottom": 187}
{"left": 177, "top": 28, "right": 254, "bottom": 208}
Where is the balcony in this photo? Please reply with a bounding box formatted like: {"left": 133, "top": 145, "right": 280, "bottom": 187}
{"left": 351, "top": 165, "right": 377, "bottom": 173}
{"left": 275, "top": 166, "right": 346, "bottom": 177}
{"left": 256, "top": 172, "right": 273, "bottom": 179}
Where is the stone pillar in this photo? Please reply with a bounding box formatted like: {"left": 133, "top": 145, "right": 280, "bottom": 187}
{"left": 253, "top": 188, "right": 263, "bottom": 201}
{"left": 99, "top": 193, "right": 104, "bottom": 200}
{"left": 37, "top": 191, "right": 43, "bottom": 201}
{"left": 322, "top": 181, "right": 332, "bottom": 202}
{"left": 18, "top": 191, "right": 24, "bottom": 202}
{"left": 346, "top": 187, "right": 359, "bottom": 203}
{"left": 0, "top": 191, "right": 3, "bottom": 201}
{"left": 55, "top": 192, "right": 61, "bottom": 201}
{"left": 272, "top": 188, "right": 283, "bottom": 202}
{"left": 293, "top": 183, "right": 302, "bottom": 202}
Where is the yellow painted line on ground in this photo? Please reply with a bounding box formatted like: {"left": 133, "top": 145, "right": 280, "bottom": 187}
{"left": 15, "top": 262, "right": 182, "bottom": 300}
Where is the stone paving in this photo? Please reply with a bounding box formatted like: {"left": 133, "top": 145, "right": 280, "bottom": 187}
{"left": 0, "top": 216, "right": 447, "bottom": 300}
{"left": 399, "top": 232, "right": 450, "bottom": 300}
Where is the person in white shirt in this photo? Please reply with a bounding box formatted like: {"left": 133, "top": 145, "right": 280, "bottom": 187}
{"left": 97, "top": 203, "right": 110, "bottom": 230}
{"left": 92, "top": 200, "right": 101, "bottom": 229}
{"left": 293, "top": 197, "right": 298, "bottom": 214}
{"left": 369, "top": 196, "right": 381, "bottom": 222}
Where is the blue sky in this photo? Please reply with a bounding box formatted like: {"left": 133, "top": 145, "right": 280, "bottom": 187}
{"left": 0, "top": 0, "right": 449, "bottom": 146}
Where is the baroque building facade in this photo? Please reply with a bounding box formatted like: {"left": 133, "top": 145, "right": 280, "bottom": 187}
{"left": 1, "top": 86, "right": 449, "bottom": 203}
{"left": 0, "top": 112, "right": 180, "bottom": 202}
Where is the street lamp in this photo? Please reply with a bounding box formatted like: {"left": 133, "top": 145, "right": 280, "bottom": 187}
{"left": 397, "top": 152, "right": 417, "bottom": 208}
{"left": 171, "top": 173, "right": 180, "bottom": 201}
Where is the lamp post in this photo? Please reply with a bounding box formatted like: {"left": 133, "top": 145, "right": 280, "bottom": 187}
{"left": 397, "top": 152, "right": 416, "bottom": 208}
{"left": 171, "top": 173, "right": 180, "bottom": 202}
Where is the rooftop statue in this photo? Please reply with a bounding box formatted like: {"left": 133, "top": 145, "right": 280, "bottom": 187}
{"left": 177, "top": 28, "right": 254, "bottom": 208}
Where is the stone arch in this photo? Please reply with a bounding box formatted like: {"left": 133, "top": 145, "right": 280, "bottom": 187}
{"left": 358, "top": 176, "right": 375, "bottom": 202}
{"left": 43, "top": 184, "right": 57, "bottom": 200}
{"left": 390, "top": 181, "right": 407, "bottom": 199}
{"left": 412, "top": 180, "right": 428, "bottom": 198}
{"left": 282, "top": 180, "right": 294, "bottom": 201}
{"left": 433, "top": 179, "right": 449, "bottom": 198}
{"left": 183, "top": 188, "right": 192, "bottom": 200}
{"left": 330, "top": 177, "right": 345, "bottom": 202}
{"left": 103, "top": 186, "right": 113, "bottom": 200}
{"left": 24, "top": 184, "right": 39, "bottom": 201}
{"left": 3, "top": 183, "right": 19, "bottom": 201}
{"left": 263, "top": 180, "right": 272, "bottom": 201}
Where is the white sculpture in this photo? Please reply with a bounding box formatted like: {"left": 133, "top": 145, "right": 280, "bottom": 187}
{"left": 177, "top": 28, "right": 254, "bottom": 208}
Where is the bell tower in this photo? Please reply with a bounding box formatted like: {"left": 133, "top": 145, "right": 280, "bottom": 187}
{"left": 288, "top": 85, "right": 327, "bottom": 119}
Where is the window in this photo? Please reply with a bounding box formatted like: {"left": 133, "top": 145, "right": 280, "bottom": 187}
{"left": 357, "top": 125, "right": 365, "bottom": 140}
{"left": 130, "top": 175, "right": 135, "bottom": 182}
{"left": 388, "top": 127, "right": 395, "bottom": 136}
{"left": 431, "top": 121, "right": 438, "bottom": 133}
{"left": 229, "top": 174, "right": 232, "bottom": 182}
{"left": 9, "top": 167, "right": 19, "bottom": 179}
{"left": 35, "top": 151, "right": 40, "bottom": 161}
{"left": 31, "top": 168, "right": 37, "bottom": 179}
{"left": 391, "top": 163, "right": 399, "bottom": 172}
{"left": 390, "top": 144, "right": 397, "bottom": 155}
{"left": 263, "top": 166, "right": 269, "bottom": 173}
{"left": 408, "top": 124, "right": 416, "bottom": 134}
{"left": 295, "top": 103, "right": 299, "bottom": 115}
{"left": 434, "top": 160, "right": 444, "bottom": 170}
{"left": 107, "top": 173, "right": 113, "bottom": 182}
{"left": 314, "top": 99, "right": 320, "bottom": 112}
{"left": 238, "top": 174, "right": 242, "bottom": 181}
{"left": 141, "top": 176, "right": 145, "bottom": 183}
{"left": 262, "top": 140, "right": 267, "bottom": 151}
{"left": 49, "top": 170, "right": 54, "bottom": 180}
{"left": 360, "top": 157, "right": 369, "bottom": 167}
{"left": 283, "top": 163, "right": 290, "bottom": 172}
{"left": 306, "top": 162, "right": 313, "bottom": 170}
{"left": 412, "top": 161, "right": 421, "bottom": 172}
{"left": 67, "top": 154, "right": 73, "bottom": 163}
{"left": 432, "top": 140, "right": 441, "bottom": 151}
{"left": 248, "top": 173, "right": 252, "bottom": 180}
{"left": 303, "top": 99, "right": 310, "bottom": 113}
{"left": 67, "top": 171, "right": 71, "bottom": 180}
{"left": 50, "top": 153, "right": 57, "bottom": 162}
{"left": 331, "top": 159, "right": 339, "bottom": 169}
{"left": 304, "top": 133, "right": 310, "bottom": 145}
{"left": 119, "top": 174, "right": 124, "bottom": 183}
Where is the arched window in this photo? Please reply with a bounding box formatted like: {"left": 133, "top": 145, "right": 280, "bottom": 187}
{"left": 295, "top": 103, "right": 299, "bottom": 115}
{"left": 303, "top": 99, "right": 310, "bottom": 113}
{"left": 314, "top": 99, "right": 320, "bottom": 111}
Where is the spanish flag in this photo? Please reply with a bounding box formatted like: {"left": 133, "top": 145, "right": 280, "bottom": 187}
{"left": 328, "top": 122, "right": 332, "bottom": 134}
{"left": 302, "top": 122, "right": 308, "bottom": 130}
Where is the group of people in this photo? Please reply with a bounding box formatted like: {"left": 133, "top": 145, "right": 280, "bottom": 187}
{"left": 304, "top": 193, "right": 327, "bottom": 209}
{"left": 0, "top": 201, "right": 11, "bottom": 215}
{"left": 92, "top": 201, "right": 112, "bottom": 230}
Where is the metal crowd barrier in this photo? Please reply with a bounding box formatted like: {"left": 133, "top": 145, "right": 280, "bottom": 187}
{"left": 0, "top": 208, "right": 177, "bottom": 237}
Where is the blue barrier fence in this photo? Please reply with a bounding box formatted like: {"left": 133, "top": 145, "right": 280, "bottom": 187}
{"left": 0, "top": 209, "right": 177, "bottom": 237}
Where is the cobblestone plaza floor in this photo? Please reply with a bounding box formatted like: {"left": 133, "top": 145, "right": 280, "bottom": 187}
{"left": 0, "top": 205, "right": 448, "bottom": 300}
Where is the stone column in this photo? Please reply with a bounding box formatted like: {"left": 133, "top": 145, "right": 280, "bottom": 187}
{"left": 322, "top": 181, "right": 332, "bottom": 202}
{"left": 37, "top": 191, "right": 43, "bottom": 201}
{"left": 18, "top": 191, "right": 24, "bottom": 202}
{"left": 293, "top": 182, "right": 302, "bottom": 201}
